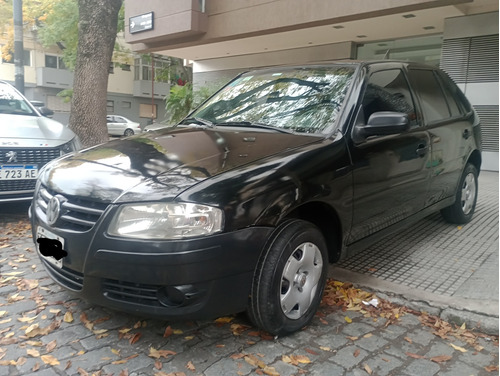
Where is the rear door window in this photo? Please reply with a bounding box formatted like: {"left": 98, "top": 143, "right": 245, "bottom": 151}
{"left": 408, "top": 69, "right": 452, "bottom": 124}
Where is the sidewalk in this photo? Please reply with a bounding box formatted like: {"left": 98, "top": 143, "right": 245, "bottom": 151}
{"left": 332, "top": 170, "right": 499, "bottom": 335}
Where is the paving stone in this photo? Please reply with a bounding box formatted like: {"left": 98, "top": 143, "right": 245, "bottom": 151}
{"left": 330, "top": 345, "right": 369, "bottom": 370}
{"left": 361, "top": 354, "right": 404, "bottom": 376}
{"left": 437, "top": 361, "right": 486, "bottom": 376}
{"left": 308, "top": 360, "right": 344, "bottom": 375}
{"left": 203, "top": 357, "right": 252, "bottom": 376}
{"left": 401, "top": 358, "right": 441, "bottom": 376}
{"left": 355, "top": 334, "right": 389, "bottom": 352}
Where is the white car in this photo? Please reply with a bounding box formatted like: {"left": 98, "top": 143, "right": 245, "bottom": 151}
{"left": 106, "top": 115, "right": 142, "bottom": 136}
{"left": 0, "top": 81, "right": 79, "bottom": 202}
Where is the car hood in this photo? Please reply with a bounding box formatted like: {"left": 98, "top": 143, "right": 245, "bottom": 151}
{"left": 40, "top": 127, "right": 321, "bottom": 203}
{"left": 0, "top": 114, "right": 75, "bottom": 147}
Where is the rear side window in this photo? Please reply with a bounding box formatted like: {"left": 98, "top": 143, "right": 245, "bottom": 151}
{"left": 362, "top": 69, "right": 418, "bottom": 126}
{"left": 408, "top": 69, "right": 452, "bottom": 124}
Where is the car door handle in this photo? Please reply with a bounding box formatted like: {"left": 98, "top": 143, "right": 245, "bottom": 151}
{"left": 463, "top": 129, "right": 470, "bottom": 139}
{"left": 416, "top": 144, "right": 428, "bottom": 157}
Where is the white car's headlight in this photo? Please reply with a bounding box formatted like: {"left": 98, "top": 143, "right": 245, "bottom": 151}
{"left": 108, "top": 203, "right": 224, "bottom": 239}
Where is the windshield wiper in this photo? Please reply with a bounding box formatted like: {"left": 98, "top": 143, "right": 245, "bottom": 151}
{"left": 214, "top": 121, "right": 294, "bottom": 134}
{"left": 179, "top": 117, "right": 215, "bottom": 128}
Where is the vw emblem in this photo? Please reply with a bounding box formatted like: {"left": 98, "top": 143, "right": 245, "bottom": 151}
{"left": 46, "top": 196, "right": 61, "bottom": 226}
{"left": 6, "top": 151, "right": 17, "bottom": 163}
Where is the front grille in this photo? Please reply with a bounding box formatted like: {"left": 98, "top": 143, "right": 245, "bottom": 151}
{"left": 0, "top": 147, "right": 61, "bottom": 193}
{"left": 103, "top": 279, "right": 162, "bottom": 307}
{"left": 0, "top": 147, "right": 61, "bottom": 165}
{"left": 37, "top": 186, "right": 108, "bottom": 232}
{"left": 0, "top": 179, "right": 36, "bottom": 193}
{"left": 41, "top": 259, "right": 84, "bottom": 291}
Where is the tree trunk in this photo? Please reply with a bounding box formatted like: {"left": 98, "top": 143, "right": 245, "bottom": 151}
{"left": 69, "top": 0, "right": 122, "bottom": 148}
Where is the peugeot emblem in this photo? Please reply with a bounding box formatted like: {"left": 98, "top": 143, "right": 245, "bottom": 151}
{"left": 6, "top": 151, "right": 17, "bottom": 163}
{"left": 46, "top": 196, "right": 61, "bottom": 226}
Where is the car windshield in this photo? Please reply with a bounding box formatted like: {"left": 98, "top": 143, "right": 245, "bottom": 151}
{"left": 188, "top": 66, "right": 355, "bottom": 135}
{"left": 0, "top": 83, "right": 36, "bottom": 116}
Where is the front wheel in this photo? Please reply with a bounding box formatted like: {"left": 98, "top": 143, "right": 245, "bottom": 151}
{"left": 248, "top": 220, "right": 328, "bottom": 336}
{"left": 441, "top": 163, "right": 478, "bottom": 224}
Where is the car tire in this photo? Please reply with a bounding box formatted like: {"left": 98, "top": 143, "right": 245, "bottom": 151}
{"left": 441, "top": 163, "right": 478, "bottom": 224}
{"left": 248, "top": 219, "right": 328, "bottom": 336}
{"left": 124, "top": 128, "right": 134, "bottom": 137}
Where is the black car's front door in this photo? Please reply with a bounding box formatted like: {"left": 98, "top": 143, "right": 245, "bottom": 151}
{"left": 348, "top": 67, "right": 432, "bottom": 244}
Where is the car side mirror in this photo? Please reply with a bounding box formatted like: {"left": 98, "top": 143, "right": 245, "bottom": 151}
{"left": 38, "top": 106, "right": 54, "bottom": 118}
{"left": 353, "top": 111, "right": 410, "bottom": 142}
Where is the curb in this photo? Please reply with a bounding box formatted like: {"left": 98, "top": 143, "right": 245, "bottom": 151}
{"left": 330, "top": 267, "right": 499, "bottom": 336}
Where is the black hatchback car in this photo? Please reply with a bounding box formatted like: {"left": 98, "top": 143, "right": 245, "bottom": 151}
{"left": 30, "top": 61, "right": 481, "bottom": 336}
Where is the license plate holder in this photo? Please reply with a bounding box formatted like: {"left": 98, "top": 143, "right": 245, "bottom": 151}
{"left": 36, "top": 226, "right": 65, "bottom": 269}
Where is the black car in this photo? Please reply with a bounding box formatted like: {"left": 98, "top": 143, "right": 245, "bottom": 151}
{"left": 30, "top": 61, "right": 481, "bottom": 336}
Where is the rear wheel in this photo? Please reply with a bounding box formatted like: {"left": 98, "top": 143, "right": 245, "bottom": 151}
{"left": 248, "top": 219, "right": 328, "bottom": 336}
{"left": 124, "top": 128, "right": 134, "bottom": 137}
{"left": 441, "top": 163, "right": 478, "bottom": 224}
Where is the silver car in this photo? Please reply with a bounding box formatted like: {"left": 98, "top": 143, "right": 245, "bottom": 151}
{"left": 106, "top": 115, "right": 142, "bottom": 136}
{"left": 0, "top": 81, "right": 80, "bottom": 202}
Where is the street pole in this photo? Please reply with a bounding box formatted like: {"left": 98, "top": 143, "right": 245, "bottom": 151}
{"left": 13, "top": 0, "right": 25, "bottom": 94}
{"left": 151, "top": 53, "right": 155, "bottom": 124}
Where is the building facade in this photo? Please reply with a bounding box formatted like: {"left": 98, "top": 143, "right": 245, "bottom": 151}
{"left": 0, "top": 34, "right": 169, "bottom": 129}
{"left": 124, "top": 0, "right": 499, "bottom": 171}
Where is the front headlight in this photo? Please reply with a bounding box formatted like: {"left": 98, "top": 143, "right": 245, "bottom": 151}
{"left": 60, "top": 137, "right": 81, "bottom": 155}
{"left": 108, "top": 202, "right": 224, "bottom": 239}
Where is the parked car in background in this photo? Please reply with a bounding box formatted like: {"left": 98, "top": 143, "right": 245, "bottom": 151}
{"left": 0, "top": 81, "right": 79, "bottom": 203}
{"left": 106, "top": 115, "right": 142, "bottom": 136}
{"left": 30, "top": 61, "right": 481, "bottom": 336}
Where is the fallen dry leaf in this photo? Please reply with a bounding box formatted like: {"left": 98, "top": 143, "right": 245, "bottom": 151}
{"left": 26, "top": 348, "right": 40, "bottom": 357}
{"left": 186, "top": 361, "right": 196, "bottom": 371}
{"left": 364, "top": 363, "right": 373, "bottom": 375}
{"left": 148, "top": 347, "right": 177, "bottom": 359}
{"left": 129, "top": 333, "right": 142, "bottom": 345}
{"left": 41, "top": 355, "right": 60, "bottom": 366}
{"left": 63, "top": 311, "right": 74, "bottom": 323}
{"left": 485, "top": 365, "right": 500, "bottom": 372}
{"left": 450, "top": 344, "right": 467, "bottom": 353}
{"left": 163, "top": 325, "right": 173, "bottom": 338}
{"left": 406, "top": 352, "right": 426, "bottom": 359}
{"left": 430, "top": 355, "right": 453, "bottom": 363}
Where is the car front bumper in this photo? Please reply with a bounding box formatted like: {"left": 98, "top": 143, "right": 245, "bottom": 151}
{"left": 31, "top": 205, "right": 273, "bottom": 320}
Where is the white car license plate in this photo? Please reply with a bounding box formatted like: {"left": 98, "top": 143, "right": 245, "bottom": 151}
{"left": 36, "top": 226, "right": 65, "bottom": 268}
{"left": 0, "top": 165, "right": 38, "bottom": 180}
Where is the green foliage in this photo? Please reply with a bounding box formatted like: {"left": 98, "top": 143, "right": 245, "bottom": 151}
{"left": 56, "top": 88, "right": 73, "bottom": 103}
{"left": 165, "top": 81, "right": 223, "bottom": 124}
{"left": 37, "top": 0, "right": 79, "bottom": 70}
{"left": 165, "top": 84, "right": 193, "bottom": 124}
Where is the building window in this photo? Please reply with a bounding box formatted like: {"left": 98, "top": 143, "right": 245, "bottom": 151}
{"left": 134, "top": 56, "right": 171, "bottom": 83}
{"left": 2, "top": 49, "right": 31, "bottom": 66}
{"left": 45, "top": 55, "right": 66, "bottom": 69}
{"left": 107, "top": 100, "right": 114, "bottom": 113}
{"left": 121, "top": 101, "right": 131, "bottom": 109}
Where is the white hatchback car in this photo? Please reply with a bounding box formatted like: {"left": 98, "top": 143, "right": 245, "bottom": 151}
{"left": 106, "top": 115, "right": 142, "bottom": 136}
{"left": 0, "top": 81, "right": 79, "bottom": 202}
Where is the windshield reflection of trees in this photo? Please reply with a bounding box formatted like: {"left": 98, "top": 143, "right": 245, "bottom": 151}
{"left": 193, "top": 68, "right": 354, "bottom": 134}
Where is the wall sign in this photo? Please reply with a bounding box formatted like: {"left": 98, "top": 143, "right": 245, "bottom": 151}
{"left": 129, "top": 12, "right": 154, "bottom": 34}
